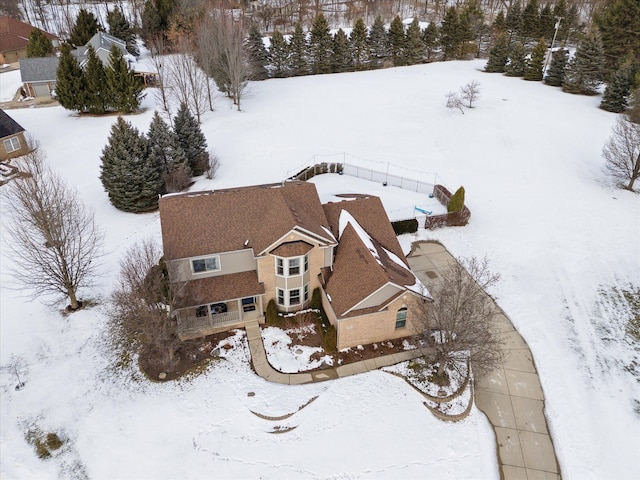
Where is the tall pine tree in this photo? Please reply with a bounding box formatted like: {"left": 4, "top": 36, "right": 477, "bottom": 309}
{"left": 83, "top": 45, "right": 109, "bottom": 114}
{"left": 505, "top": 1, "right": 523, "bottom": 43}
{"left": 332, "top": 28, "right": 353, "bottom": 73}
{"left": 521, "top": 0, "right": 540, "bottom": 40}
{"left": 600, "top": 64, "right": 635, "bottom": 112}
{"left": 100, "top": 117, "right": 161, "bottom": 212}
{"left": 27, "top": 29, "right": 53, "bottom": 57}
{"left": 388, "top": 16, "right": 406, "bottom": 66}
{"left": 524, "top": 38, "right": 547, "bottom": 80}
{"left": 505, "top": 41, "right": 527, "bottom": 76}
{"left": 485, "top": 33, "right": 509, "bottom": 72}
{"left": 368, "top": 15, "right": 388, "bottom": 68}
{"left": 148, "top": 111, "right": 190, "bottom": 192}
{"left": 405, "top": 17, "right": 425, "bottom": 65}
{"left": 563, "top": 34, "right": 606, "bottom": 95}
{"left": 106, "top": 45, "right": 144, "bottom": 114}
{"left": 269, "top": 29, "right": 290, "bottom": 78}
{"left": 173, "top": 103, "right": 208, "bottom": 176}
{"left": 309, "top": 14, "right": 333, "bottom": 75}
{"left": 70, "top": 9, "right": 99, "bottom": 47}
{"left": 107, "top": 7, "right": 138, "bottom": 56}
{"left": 55, "top": 44, "right": 86, "bottom": 112}
{"left": 350, "top": 18, "right": 369, "bottom": 71}
{"left": 440, "top": 7, "right": 460, "bottom": 61}
{"left": 423, "top": 22, "right": 439, "bottom": 61}
{"left": 596, "top": 0, "right": 640, "bottom": 74}
{"left": 289, "top": 23, "right": 309, "bottom": 76}
{"left": 544, "top": 48, "right": 569, "bottom": 85}
{"left": 246, "top": 23, "right": 269, "bottom": 80}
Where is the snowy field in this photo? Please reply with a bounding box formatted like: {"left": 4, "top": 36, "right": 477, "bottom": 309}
{"left": 1, "top": 57, "right": 639, "bottom": 479}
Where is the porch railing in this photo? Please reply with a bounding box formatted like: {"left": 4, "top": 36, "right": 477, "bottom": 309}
{"left": 178, "top": 310, "right": 241, "bottom": 337}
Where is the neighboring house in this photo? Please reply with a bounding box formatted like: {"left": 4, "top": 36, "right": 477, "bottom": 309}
{"left": 0, "top": 16, "right": 59, "bottom": 64}
{"left": 159, "top": 181, "right": 430, "bottom": 349}
{"left": 74, "top": 31, "right": 131, "bottom": 69}
{"left": 19, "top": 56, "right": 59, "bottom": 98}
{"left": 0, "top": 109, "right": 29, "bottom": 161}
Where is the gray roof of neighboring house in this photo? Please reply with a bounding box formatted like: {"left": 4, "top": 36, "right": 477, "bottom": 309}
{"left": 0, "top": 108, "right": 25, "bottom": 138}
{"left": 76, "top": 31, "right": 127, "bottom": 60}
{"left": 19, "top": 57, "right": 60, "bottom": 82}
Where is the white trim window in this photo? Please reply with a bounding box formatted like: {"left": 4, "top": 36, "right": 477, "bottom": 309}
{"left": 277, "top": 284, "right": 309, "bottom": 308}
{"left": 191, "top": 255, "right": 220, "bottom": 274}
{"left": 3, "top": 136, "right": 20, "bottom": 153}
{"left": 396, "top": 307, "right": 407, "bottom": 329}
{"left": 275, "top": 253, "right": 310, "bottom": 277}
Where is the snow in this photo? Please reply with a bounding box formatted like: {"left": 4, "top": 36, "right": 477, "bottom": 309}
{"left": 1, "top": 57, "right": 639, "bottom": 479}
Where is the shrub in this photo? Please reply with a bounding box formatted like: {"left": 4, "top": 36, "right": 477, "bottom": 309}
{"left": 310, "top": 287, "right": 322, "bottom": 310}
{"left": 392, "top": 218, "right": 419, "bottom": 235}
{"left": 25, "top": 427, "right": 64, "bottom": 459}
{"left": 447, "top": 186, "right": 465, "bottom": 212}
{"left": 265, "top": 299, "right": 279, "bottom": 324}
{"left": 323, "top": 324, "right": 337, "bottom": 352}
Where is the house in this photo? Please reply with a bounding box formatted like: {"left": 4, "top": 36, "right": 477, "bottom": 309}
{"left": 0, "top": 16, "right": 59, "bottom": 64}
{"left": 0, "top": 109, "right": 29, "bottom": 160}
{"left": 159, "top": 181, "right": 430, "bottom": 349}
{"left": 74, "top": 31, "right": 130, "bottom": 69}
{"left": 19, "top": 56, "right": 59, "bottom": 98}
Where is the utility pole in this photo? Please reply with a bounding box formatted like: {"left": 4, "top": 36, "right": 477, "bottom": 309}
{"left": 544, "top": 16, "right": 563, "bottom": 75}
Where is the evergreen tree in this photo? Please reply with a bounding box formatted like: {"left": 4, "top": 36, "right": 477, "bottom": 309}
{"left": 141, "top": 0, "right": 173, "bottom": 39}
{"left": 538, "top": 3, "right": 555, "bottom": 43}
{"left": 388, "top": 15, "right": 406, "bottom": 66}
{"left": 447, "top": 186, "right": 465, "bottom": 212}
{"left": 600, "top": 64, "right": 635, "bottom": 112}
{"left": 456, "top": 11, "right": 474, "bottom": 58}
{"left": 544, "top": 48, "right": 569, "bottom": 85}
{"left": 107, "top": 7, "right": 138, "bottom": 56}
{"left": 70, "top": 8, "right": 99, "bottom": 47}
{"left": 289, "top": 22, "right": 309, "bottom": 76}
{"left": 332, "top": 28, "right": 353, "bottom": 73}
{"left": 505, "top": 1, "right": 523, "bottom": 43}
{"left": 561, "top": 4, "right": 580, "bottom": 44}
{"left": 106, "top": 45, "right": 144, "bottom": 113}
{"left": 484, "top": 33, "right": 510, "bottom": 72}
{"left": 246, "top": 23, "right": 269, "bottom": 80}
{"left": 173, "top": 103, "right": 208, "bottom": 176}
{"left": 553, "top": 0, "right": 567, "bottom": 27}
{"left": 269, "top": 29, "right": 291, "bottom": 78}
{"left": 461, "top": 0, "right": 485, "bottom": 57}
{"left": 563, "top": 34, "right": 606, "bottom": 95}
{"left": 350, "top": 18, "right": 369, "bottom": 70}
{"left": 596, "top": 0, "right": 640, "bottom": 74}
{"left": 505, "top": 41, "right": 527, "bottom": 76}
{"left": 521, "top": 0, "right": 540, "bottom": 40}
{"left": 26, "top": 29, "right": 53, "bottom": 57}
{"left": 368, "top": 15, "right": 388, "bottom": 68}
{"left": 422, "top": 22, "right": 439, "bottom": 61}
{"left": 492, "top": 10, "right": 507, "bottom": 35}
{"left": 405, "top": 17, "right": 425, "bottom": 65}
{"left": 524, "top": 38, "right": 547, "bottom": 80}
{"left": 55, "top": 44, "right": 86, "bottom": 112}
{"left": 147, "top": 111, "right": 190, "bottom": 192}
{"left": 100, "top": 117, "right": 161, "bottom": 213}
{"left": 440, "top": 6, "right": 460, "bottom": 60}
{"left": 83, "top": 45, "right": 109, "bottom": 114}
{"left": 309, "top": 14, "right": 333, "bottom": 74}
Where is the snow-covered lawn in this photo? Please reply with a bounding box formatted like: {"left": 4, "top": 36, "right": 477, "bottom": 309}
{"left": 1, "top": 57, "right": 639, "bottom": 478}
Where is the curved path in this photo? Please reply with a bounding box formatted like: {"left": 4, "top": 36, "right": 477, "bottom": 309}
{"left": 407, "top": 241, "right": 561, "bottom": 480}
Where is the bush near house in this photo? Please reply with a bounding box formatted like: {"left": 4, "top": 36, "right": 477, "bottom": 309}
{"left": 392, "top": 218, "right": 419, "bottom": 235}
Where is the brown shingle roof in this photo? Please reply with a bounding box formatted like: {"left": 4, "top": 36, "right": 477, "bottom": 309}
{"left": 0, "top": 16, "right": 58, "bottom": 54}
{"left": 270, "top": 240, "right": 314, "bottom": 257}
{"left": 324, "top": 198, "right": 425, "bottom": 317}
{"left": 159, "top": 181, "right": 335, "bottom": 261}
{"left": 173, "top": 271, "right": 264, "bottom": 309}
{"left": 323, "top": 196, "right": 407, "bottom": 264}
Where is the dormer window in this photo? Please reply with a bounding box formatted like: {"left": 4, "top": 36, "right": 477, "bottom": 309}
{"left": 191, "top": 255, "right": 220, "bottom": 274}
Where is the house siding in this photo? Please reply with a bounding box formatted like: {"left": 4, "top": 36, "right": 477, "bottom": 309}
{"left": 0, "top": 132, "right": 29, "bottom": 161}
{"left": 350, "top": 283, "right": 403, "bottom": 311}
{"left": 332, "top": 293, "right": 420, "bottom": 350}
{"left": 169, "top": 249, "right": 256, "bottom": 282}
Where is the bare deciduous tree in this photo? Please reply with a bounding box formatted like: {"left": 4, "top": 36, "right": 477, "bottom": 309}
{"left": 148, "top": 34, "right": 170, "bottom": 115}
{"left": 110, "top": 239, "right": 181, "bottom": 372}
{"left": 602, "top": 114, "right": 640, "bottom": 192}
{"left": 460, "top": 80, "right": 481, "bottom": 108}
{"left": 410, "top": 256, "right": 504, "bottom": 381}
{"left": 446, "top": 91, "right": 465, "bottom": 114}
{"left": 165, "top": 39, "right": 212, "bottom": 123}
{"left": 3, "top": 150, "right": 104, "bottom": 311}
{"left": 196, "top": 9, "right": 249, "bottom": 111}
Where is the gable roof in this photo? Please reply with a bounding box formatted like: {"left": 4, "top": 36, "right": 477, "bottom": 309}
{"left": 0, "top": 109, "right": 25, "bottom": 138}
{"left": 19, "top": 56, "right": 59, "bottom": 82}
{"left": 0, "top": 16, "right": 58, "bottom": 54}
{"left": 159, "top": 181, "right": 336, "bottom": 260}
{"left": 324, "top": 199, "right": 429, "bottom": 317}
{"left": 75, "top": 32, "right": 129, "bottom": 67}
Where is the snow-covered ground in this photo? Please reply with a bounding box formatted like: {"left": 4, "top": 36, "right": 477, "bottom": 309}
{"left": 1, "top": 57, "right": 639, "bottom": 478}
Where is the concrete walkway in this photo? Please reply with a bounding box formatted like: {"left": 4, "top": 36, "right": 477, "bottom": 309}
{"left": 245, "top": 321, "right": 427, "bottom": 385}
{"left": 407, "top": 241, "right": 561, "bottom": 480}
